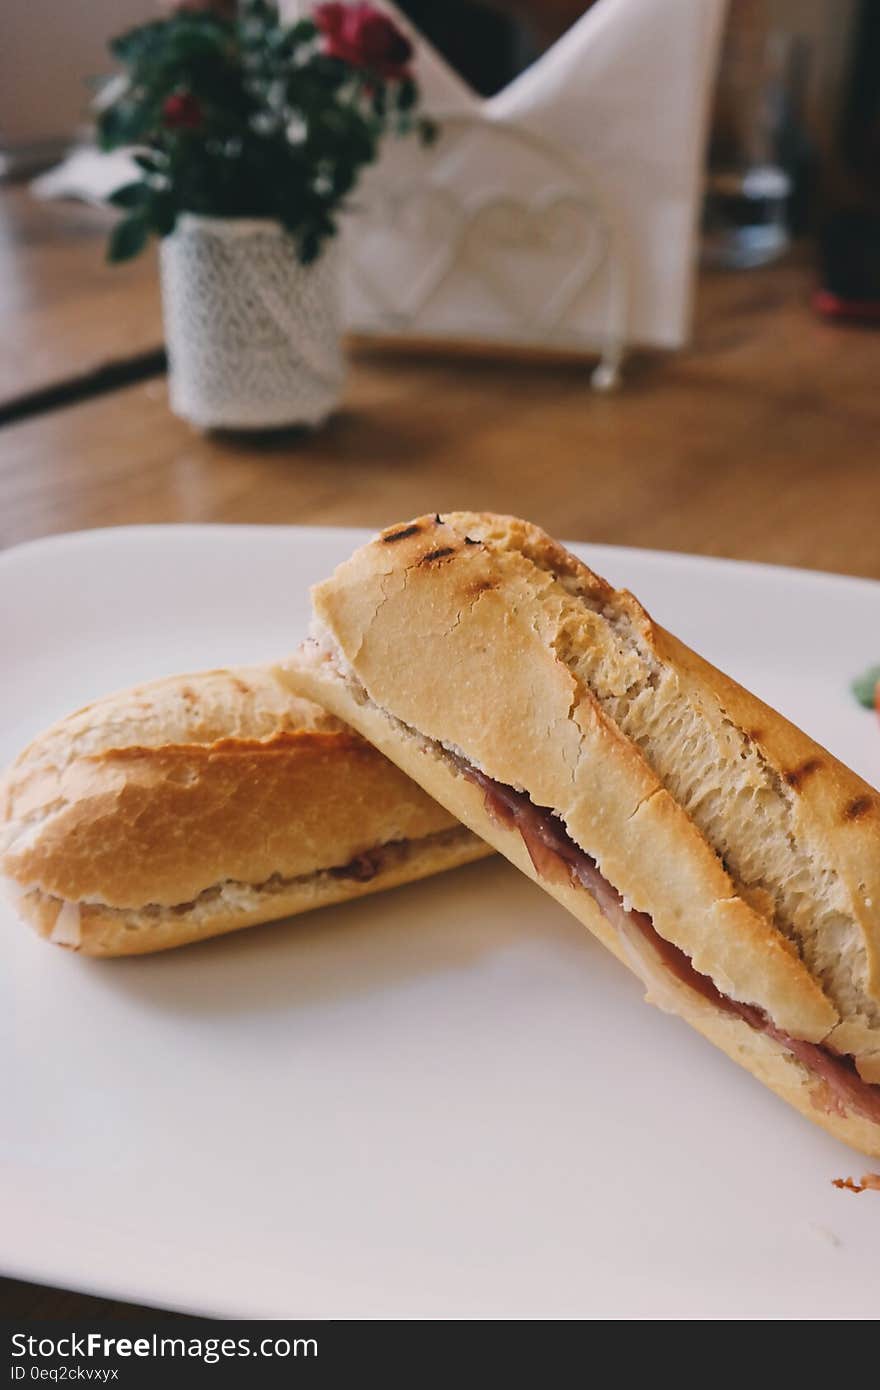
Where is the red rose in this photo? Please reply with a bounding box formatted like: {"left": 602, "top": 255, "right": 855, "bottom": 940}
{"left": 315, "top": 2, "right": 413, "bottom": 81}
{"left": 162, "top": 91, "right": 203, "bottom": 130}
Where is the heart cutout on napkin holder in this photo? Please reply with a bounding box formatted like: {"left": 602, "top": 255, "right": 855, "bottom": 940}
{"left": 339, "top": 0, "right": 728, "bottom": 389}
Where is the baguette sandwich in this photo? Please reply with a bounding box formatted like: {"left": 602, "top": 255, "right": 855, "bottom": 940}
{"left": 1, "top": 663, "right": 490, "bottom": 956}
{"left": 292, "top": 511, "right": 880, "bottom": 1157}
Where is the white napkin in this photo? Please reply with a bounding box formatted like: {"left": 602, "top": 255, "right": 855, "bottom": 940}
{"left": 345, "top": 0, "right": 728, "bottom": 351}
{"left": 30, "top": 145, "right": 138, "bottom": 205}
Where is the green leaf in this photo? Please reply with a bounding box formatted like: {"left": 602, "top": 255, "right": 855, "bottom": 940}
{"left": 298, "top": 227, "right": 321, "bottom": 264}
{"left": 306, "top": 54, "right": 348, "bottom": 89}
{"left": 107, "top": 213, "right": 150, "bottom": 263}
{"left": 96, "top": 106, "right": 129, "bottom": 151}
{"left": 98, "top": 1, "right": 428, "bottom": 237}
{"left": 243, "top": 0, "right": 278, "bottom": 22}
{"left": 852, "top": 666, "right": 880, "bottom": 709}
{"left": 109, "top": 20, "right": 167, "bottom": 66}
{"left": 161, "top": 19, "right": 232, "bottom": 63}
{"left": 396, "top": 77, "right": 416, "bottom": 112}
{"left": 331, "top": 163, "right": 355, "bottom": 197}
{"left": 108, "top": 181, "right": 149, "bottom": 209}
{"left": 98, "top": 100, "right": 160, "bottom": 151}
{"left": 150, "top": 191, "right": 177, "bottom": 237}
{"left": 287, "top": 17, "right": 316, "bottom": 41}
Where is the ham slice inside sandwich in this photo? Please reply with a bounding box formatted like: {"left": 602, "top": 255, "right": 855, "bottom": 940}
{"left": 455, "top": 757, "right": 880, "bottom": 1127}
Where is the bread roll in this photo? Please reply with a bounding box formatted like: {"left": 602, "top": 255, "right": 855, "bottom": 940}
{"left": 1, "top": 663, "right": 490, "bottom": 956}
{"left": 293, "top": 511, "right": 880, "bottom": 1157}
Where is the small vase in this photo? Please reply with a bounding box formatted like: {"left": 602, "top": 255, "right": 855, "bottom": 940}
{"left": 159, "top": 214, "right": 345, "bottom": 430}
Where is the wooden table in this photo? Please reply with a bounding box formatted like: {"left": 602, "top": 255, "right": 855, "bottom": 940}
{"left": 0, "top": 185, "right": 164, "bottom": 421}
{"left": 2, "top": 184, "right": 880, "bottom": 1319}
{"left": 3, "top": 241, "right": 879, "bottom": 575}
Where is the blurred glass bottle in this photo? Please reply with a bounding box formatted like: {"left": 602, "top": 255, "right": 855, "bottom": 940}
{"left": 703, "top": 0, "right": 809, "bottom": 269}
{"left": 815, "top": 0, "right": 880, "bottom": 322}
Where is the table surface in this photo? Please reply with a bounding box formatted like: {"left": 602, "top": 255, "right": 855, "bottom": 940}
{"left": 2, "top": 183, "right": 880, "bottom": 1319}
{"left": 0, "top": 185, "right": 163, "bottom": 417}
{"left": 3, "top": 223, "right": 879, "bottom": 576}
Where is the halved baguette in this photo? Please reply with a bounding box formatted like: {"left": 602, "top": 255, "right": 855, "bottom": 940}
{"left": 292, "top": 511, "right": 880, "bottom": 1157}
{"left": 1, "top": 663, "right": 490, "bottom": 956}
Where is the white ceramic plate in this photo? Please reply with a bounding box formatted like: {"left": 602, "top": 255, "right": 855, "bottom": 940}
{"left": 2, "top": 525, "right": 879, "bottom": 1320}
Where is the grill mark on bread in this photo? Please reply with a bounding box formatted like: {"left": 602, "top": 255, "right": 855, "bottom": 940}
{"left": 305, "top": 510, "right": 880, "bottom": 1145}
{"left": 845, "top": 796, "right": 874, "bottom": 822}
{"left": 382, "top": 524, "right": 422, "bottom": 543}
{"left": 784, "top": 758, "right": 823, "bottom": 790}
{"left": 421, "top": 546, "right": 456, "bottom": 564}
{"left": 465, "top": 579, "right": 497, "bottom": 598}
{"left": 369, "top": 512, "right": 879, "bottom": 1053}
{"left": 453, "top": 520, "right": 878, "bottom": 1046}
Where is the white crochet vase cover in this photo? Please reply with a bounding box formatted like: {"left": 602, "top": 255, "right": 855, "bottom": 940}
{"left": 160, "top": 215, "right": 345, "bottom": 429}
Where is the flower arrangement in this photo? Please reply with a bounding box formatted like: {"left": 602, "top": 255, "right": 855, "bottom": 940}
{"left": 99, "top": 0, "right": 434, "bottom": 264}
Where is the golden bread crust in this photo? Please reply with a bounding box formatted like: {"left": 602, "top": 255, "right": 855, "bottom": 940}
{"left": 15, "top": 825, "right": 487, "bottom": 957}
{"left": 307, "top": 513, "right": 836, "bottom": 1043}
{"left": 2, "top": 663, "right": 490, "bottom": 953}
